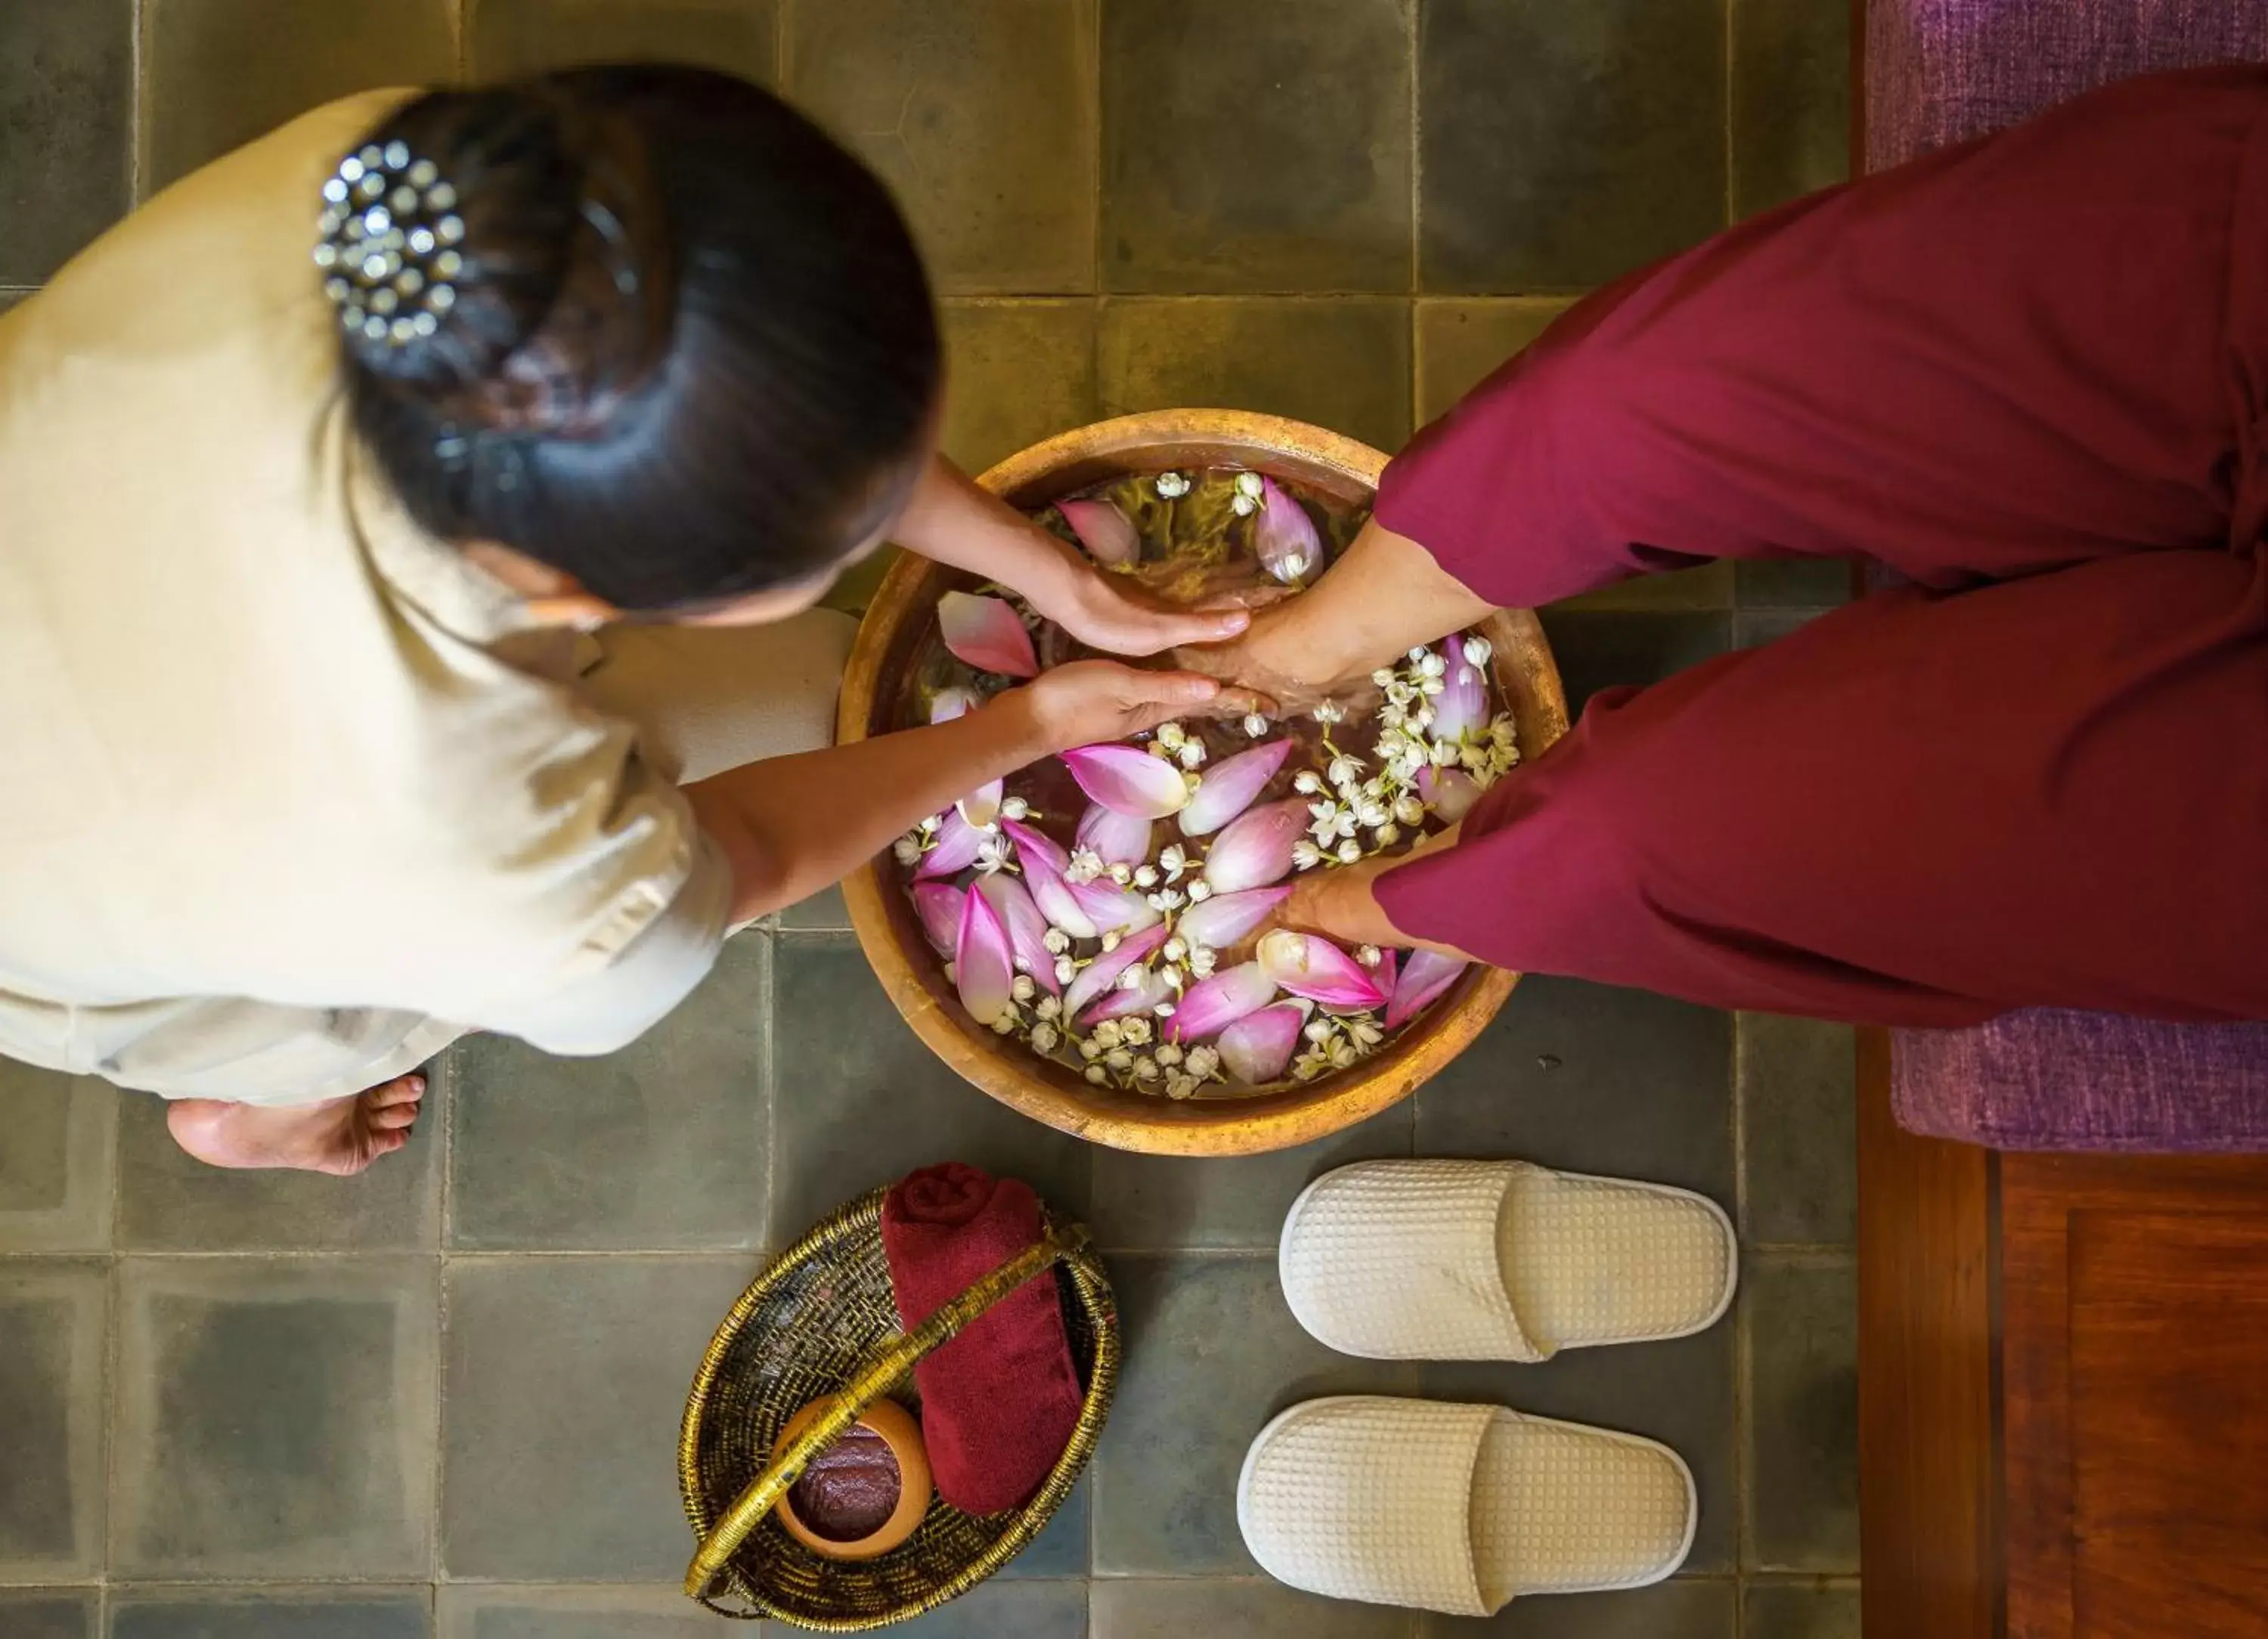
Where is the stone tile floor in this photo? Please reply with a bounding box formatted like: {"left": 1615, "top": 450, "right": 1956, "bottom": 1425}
{"left": 2, "top": 0, "right": 1859, "bottom": 1634}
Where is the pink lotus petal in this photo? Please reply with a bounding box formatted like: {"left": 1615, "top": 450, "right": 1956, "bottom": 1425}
{"left": 1062, "top": 923, "right": 1171, "bottom": 1018}
{"left": 1001, "top": 818, "right": 1069, "bottom": 877}
{"left": 1199, "top": 799, "right": 1307, "bottom": 894}
{"left": 977, "top": 872, "right": 1061, "bottom": 993}
{"left": 1069, "top": 878, "right": 1162, "bottom": 937}
{"left": 914, "top": 808, "right": 984, "bottom": 879}
{"left": 1077, "top": 966, "right": 1175, "bottom": 1027}
{"left": 1076, "top": 803, "right": 1154, "bottom": 867}
{"left": 1178, "top": 739, "right": 1293, "bottom": 837}
{"left": 955, "top": 886, "right": 1017, "bottom": 1025}
{"left": 1431, "top": 634, "right": 1489, "bottom": 743}
{"left": 959, "top": 779, "right": 1004, "bottom": 829}
{"left": 1061, "top": 742, "right": 1191, "bottom": 819}
{"left": 1057, "top": 498, "right": 1141, "bottom": 568}
{"left": 1385, "top": 948, "right": 1470, "bottom": 1029}
{"left": 1216, "top": 1001, "right": 1308, "bottom": 1083}
{"left": 1255, "top": 477, "right": 1322, "bottom": 584}
{"left": 1417, "top": 765, "right": 1483, "bottom": 824}
{"left": 938, "top": 591, "right": 1039, "bottom": 678}
{"left": 912, "top": 883, "right": 966, "bottom": 956}
{"left": 1256, "top": 931, "right": 1387, "bottom": 1010}
{"left": 1174, "top": 886, "right": 1292, "bottom": 952}
{"left": 930, "top": 687, "right": 976, "bottom": 725}
{"left": 1167, "top": 961, "right": 1278, "bottom": 1043}
{"left": 1020, "top": 850, "right": 1098, "bottom": 939}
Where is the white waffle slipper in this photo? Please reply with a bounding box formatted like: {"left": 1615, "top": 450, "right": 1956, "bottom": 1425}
{"left": 1279, "top": 1159, "right": 1736, "bottom": 1361}
{"left": 1238, "top": 1396, "right": 1696, "bottom": 1616}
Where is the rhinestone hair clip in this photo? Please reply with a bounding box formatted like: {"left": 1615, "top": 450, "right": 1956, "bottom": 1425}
{"left": 314, "top": 139, "right": 466, "bottom": 346}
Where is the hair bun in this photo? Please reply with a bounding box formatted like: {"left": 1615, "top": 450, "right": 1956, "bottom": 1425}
{"left": 330, "top": 85, "right": 674, "bottom": 440}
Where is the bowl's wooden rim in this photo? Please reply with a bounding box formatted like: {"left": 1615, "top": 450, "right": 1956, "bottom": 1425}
{"left": 835, "top": 410, "right": 1568, "bottom": 1157}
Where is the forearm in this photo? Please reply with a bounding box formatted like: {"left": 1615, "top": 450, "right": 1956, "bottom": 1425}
{"left": 686, "top": 698, "right": 1043, "bottom": 923}
{"left": 1243, "top": 519, "right": 1497, "bottom": 693}
{"left": 894, "top": 453, "right": 1089, "bottom": 613}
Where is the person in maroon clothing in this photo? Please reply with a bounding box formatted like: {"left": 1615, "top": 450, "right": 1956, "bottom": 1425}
{"left": 1202, "top": 67, "right": 2268, "bottom": 1029}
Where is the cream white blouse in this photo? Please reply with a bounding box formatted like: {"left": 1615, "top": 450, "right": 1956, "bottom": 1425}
{"left": 0, "top": 91, "right": 732, "bottom": 1103}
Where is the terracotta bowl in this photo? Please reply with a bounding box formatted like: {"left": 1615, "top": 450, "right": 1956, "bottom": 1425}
{"left": 838, "top": 409, "right": 1570, "bottom": 1157}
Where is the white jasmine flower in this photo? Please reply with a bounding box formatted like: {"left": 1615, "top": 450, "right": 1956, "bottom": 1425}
{"left": 1292, "top": 1051, "right": 1328, "bottom": 1081}
{"left": 920, "top": 813, "right": 941, "bottom": 835}
{"left": 999, "top": 795, "right": 1031, "bottom": 821}
{"left": 1165, "top": 1073, "right": 1199, "bottom": 1100}
{"left": 1044, "top": 927, "right": 1071, "bottom": 955}
{"left": 1154, "top": 1042, "right": 1184, "bottom": 1067}
{"left": 1036, "top": 996, "right": 1062, "bottom": 1021}
{"left": 1280, "top": 551, "right": 1308, "bottom": 581}
{"left": 1162, "top": 937, "right": 1188, "bottom": 964}
{"left": 1133, "top": 865, "right": 1159, "bottom": 889}
{"left": 1231, "top": 491, "right": 1257, "bottom": 517}
{"left": 1463, "top": 636, "right": 1494, "bottom": 668}
{"left": 1349, "top": 1018, "right": 1386, "bottom": 1048}
{"left": 1093, "top": 1019, "right": 1123, "bottom": 1049}
{"left": 1109, "top": 862, "right": 1133, "bottom": 885}
{"left": 1176, "top": 739, "right": 1206, "bottom": 770}
{"left": 1187, "top": 946, "right": 1218, "bottom": 978}
{"left": 1185, "top": 1046, "right": 1221, "bottom": 1079}
{"left": 1152, "top": 1000, "right": 1177, "bottom": 1018}
{"left": 1154, "top": 470, "right": 1191, "bottom": 498}
{"left": 1460, "top": 743, "right": 1489, "bottom": 773}
{"left": 1432, "top": 739, "right": 1461, "bottom": 767}
{"left": 943, "top": 961, "right": 957, "bottom": 985}
{"left": 1394, "top": 794, "right": 1426, "bottom": 827}
{"left": 1419, "top": 675, "right": 1445, "bottom": 697}
{"left": 1086, "top": 1064, "right": 1109, "bottom": 1085}
{"left": 1186, "top": 878, "right": 1213, "bottom": 901}
{"left": 1292, "top": 840, "right": 1325, "bottom": 871}
{"left": 1012, "top": 974, "right": 1036, "bottom": 1004}
{"left": 1120, "top": 1016, "right": 1152, "bottom": 1046}
{"left": 1357, "top": 802, "right": 1390, "bottom": 829}
{"left": 1157, "top": 843, "right": 1188, "bottom": 881}
{"left": 892, "top": 834, "right": 923, "bottom": 866}
{"left": 1312, "top": 699, "right": 1345, "bottom": 725}
{"left": 1235, "top": 471, "right": 1265, "bottom": 500}
{"left": 1371, "top": 668, "right": 1397, "bottom": 688}
{"left": 1120, "top": 964, "right": 1151, "bottom": 992}
{"left": 1408, "top": 646, "right": 1430, "bottom": 663}
{"left": 1030, "top": 1021, "right": 1061, "bottom": 1054}
{"left": 1361, "top": 777, "right": 1388, "bottom": 800}
{"left": 975, "top": 834, "right": 1014, "bottom": 873}
{"left": 1418, "top": 651, "right": 1446, "bottom": 679}
{"left": 1080, "top": 1035, "right": 1105, "bottom": 1061}
{"left": 1105, "top": 1047, "right": 1135, "bottom": 1072}
{"left": 1065, "top": 847, "right": 1105, "bottom": 884}
{"left": 1055, "top": 954, "right": 1079, "bottom": 987}
{"left": 1157, "top": 720, "right": 1186, "bottom": 751}
{"left": 1328, "top": 754, "right": 1365, "bottom": 788}
{"left": 1147, "top": 888, "right": 1186, "bottom": 912}
{"left": 1101, "top": 930, "right": 1123, "bottom": 953}
{"left": 1412, "top": 704, "right": 1436, "bottom": 731}
{"left": 1132, "top": 1056, "right": 1161, "bottom": 1083}
{"left": 992, "top": 1012, "right": 1018, "bottom": 1035}
{"left": 1305, "top": 1018, "right": 1336, "bottom": 1045}
{"left": 1148, "top": 739, "right": 1176, "bottom": 761}
{"left": 1243, "top": 712, "right": 1269, "bottom": 739}
{"left": 1337, "top": 838, "right": 1363, "bottom": 865}
{"left": 1356, "top": 944, "right": 1382, "bottom": 968}
{"left": 1328, "top": 1037, "right": 1361, "bottom": 1069}
{"left": 1160, "top": 963, "right": 1186, "bottom": 991}
{"left": 1294, "top": 770, "right": 1323, "bottom": 795}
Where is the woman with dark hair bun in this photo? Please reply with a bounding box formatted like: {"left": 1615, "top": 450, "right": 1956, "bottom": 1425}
{"left": 0, "top": 69, "right": 1250, "bottom": 1176}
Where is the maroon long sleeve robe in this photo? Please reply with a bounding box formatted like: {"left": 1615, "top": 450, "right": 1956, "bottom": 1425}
{"left": 1371, "top": 67, "right": 2268, "bottom": 1027}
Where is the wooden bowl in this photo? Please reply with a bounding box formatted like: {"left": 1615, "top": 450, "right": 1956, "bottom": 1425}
{"left": 838, "top": 409, "right": 1570, "bottom": 1157}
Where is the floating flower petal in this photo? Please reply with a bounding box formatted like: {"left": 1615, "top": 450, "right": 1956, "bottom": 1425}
{"left": 1201, "top": 799, "right": 1308, "bottom": 894}
{"left": 938, "top": 590, "right": 1039, "bottom": 678}
{"left": 914, "top": 808, "right": 985, "bottom": 879}
{"left": 1077, "top": 966, "right": 1174, "bottom": 1027}
{"left": 1430, "top": 634, "right": 1489, "bottom": 743}
{"left": 1416, "top": 764, "right": 1484, "bottom": 823}
{"left": 1256, "top": 930, "right": 1388, "bottom": 1010}
{"left": 1174, "top": 885, "right": 1292, "bottom": 951}
{"left": 1216, "top": 1002, "right": 1308, "bottom": 1083}
{"left": 977, "top": 873, "right": 1061, "bottom": 993}
{"left": 1000, "top": 817, "right": 1070, "bottom": 876}
{"left": 1167, "top": 961, "right": 1278, "bottom": 1043}
{"left": 1017, "top": 847, "right": 1097, "bottom": 940}
{"left": 1177, "top": 739, "right": 1293, "bottom": 837}
{"left": 911, "top": 883, "right": 965, "bottom": 956}
{"left": 959, "top": 779, "right": 1004, "bottom": 829}
{"left": 1254, "top": 476, "right": 1322, "bottom": 584}
{"left": 1385, "top": 947, "right": 1470, "bottom": 1029}
{"left": 1061, "top": 742, "right": 1192, "bottom": 818}
{"left": 1070, "top": 876, "right": 1163, "bottom": 936}
{"left": 1057, "top": 498, "right": 1141, "bottom": 568}
{"left": 1062, "top": 923, "right": 1171, "bottom": 1018}
{"left": 954, "top": 886, "right": 1017, "bottom": 1025}
{"left": 1076, "top": 802, "right": 1155, "bottom": 866}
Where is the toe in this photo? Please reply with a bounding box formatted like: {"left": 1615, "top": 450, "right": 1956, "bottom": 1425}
{"left": 367, "top": 1074, "right": 426, "bottom": 1109}
{"left": 369, "top": 1101, "right": 421, "bottom": 1132}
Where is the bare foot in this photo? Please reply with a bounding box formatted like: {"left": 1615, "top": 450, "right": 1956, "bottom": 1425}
{"left": 166, "top": 1074, "right": 426, "bottom": 1176}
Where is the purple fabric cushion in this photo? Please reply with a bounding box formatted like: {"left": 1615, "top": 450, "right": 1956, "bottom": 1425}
{"left": 1867, "top": 0, "right": 2268, "bottom": 170}
{"left": 1871, "top": 0, "right": 2268, "bottom": 1151}
{"left": 1895, "top": 1011, "right": 2268, "bottom": 1151}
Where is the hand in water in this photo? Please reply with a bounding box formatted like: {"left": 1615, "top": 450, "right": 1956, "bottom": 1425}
{"left": 1052, "top": 564, "right": 1253, "bottom": 658}
{"left": 1014, "top": 660, "right": 1270, "bottom": 751}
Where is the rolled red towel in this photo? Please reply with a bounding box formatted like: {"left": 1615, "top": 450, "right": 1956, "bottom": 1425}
{"left": 881, "top": 1163, "right": 1084, "bottom": 1514}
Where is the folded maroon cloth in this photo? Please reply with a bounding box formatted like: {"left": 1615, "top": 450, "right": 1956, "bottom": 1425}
{"left": 881, "top": 1163, "right": 1083, "bottom": 1514}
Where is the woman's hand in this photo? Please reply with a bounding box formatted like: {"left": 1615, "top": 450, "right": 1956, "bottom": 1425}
{"left": 1008, "top": 660, "right": 1266, "bottom": 754}
{"left": 1049, "top": 565, "right": 1251, "bottom": 658}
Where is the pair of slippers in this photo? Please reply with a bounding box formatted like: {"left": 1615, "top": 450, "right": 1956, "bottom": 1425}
{"left": 1235, "top": 1158, "right": 1738, "bottom": 1620}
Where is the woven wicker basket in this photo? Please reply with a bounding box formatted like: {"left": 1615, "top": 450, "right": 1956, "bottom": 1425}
{"left": 678, "top": 1188, "right": 1118, "bottom": 1628}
